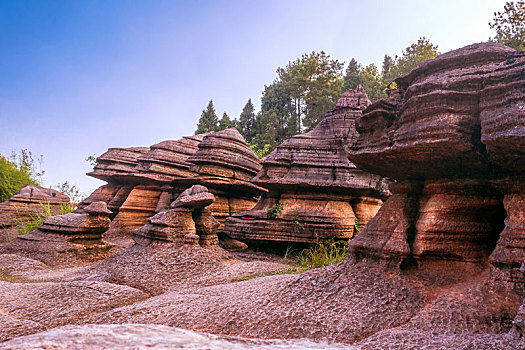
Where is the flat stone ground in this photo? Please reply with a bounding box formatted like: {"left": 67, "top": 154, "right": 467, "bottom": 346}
{"left": 0, "top": 243, "right": 524, "bottom": 349}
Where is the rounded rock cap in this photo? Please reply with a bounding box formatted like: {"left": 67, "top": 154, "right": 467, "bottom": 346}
{"left": 84, "top": 201, "right": 113, "bottom": 216}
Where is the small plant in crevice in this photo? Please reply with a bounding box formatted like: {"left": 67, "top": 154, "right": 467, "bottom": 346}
{"left": 354, "top": 216, "right": 362, "bottom": 232}
{"left": 293, "top": 209, "right": 304, "bottom": 231}
{"left": 295, "top": 238, "right": 349, "bottom": 270}
{"left": 266, "top": 202, "right": 286, "bottom": 219}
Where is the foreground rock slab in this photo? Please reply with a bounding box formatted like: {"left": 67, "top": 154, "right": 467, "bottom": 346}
{"left": 0, "top": 280, "right": 147, "bottom": 342}
{"left": 0, "top": 324, "right": 357, "bottom": 350}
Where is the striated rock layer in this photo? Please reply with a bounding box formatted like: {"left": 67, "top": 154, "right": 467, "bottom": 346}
{"left": 0, "top": 202, "right": 114, "bottom": 267}
{"left": 180, "top": 128, "right": 266, "bottom": 230}
{"left": 133, "top": 185, "right": 219, "bottom": 247}
{"left": 347, "top": 42, "right": 525, "bottom": 288}
{"left": 225, "top": 88, "right": 390, "bottom": 243}
{"left": 80, "top": 131, "right": 261, "bottom": 243}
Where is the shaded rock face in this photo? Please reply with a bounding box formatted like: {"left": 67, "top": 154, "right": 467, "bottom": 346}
{"left": 133, "top": 185, "right": 219, "bottom": 247}
{"left": 0, "top": 202, "right": 113, "bottom": 267}
{"left": 224, "top": 88, "right": 389, "bottom": 243}
{"left": 0, "top": 185, "right": 70, "bottom": 242}
{"left": 347, "top": 43, "right": 525, "bottom": 287}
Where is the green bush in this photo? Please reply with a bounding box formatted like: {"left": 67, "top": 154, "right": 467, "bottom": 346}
{"left": 266, "top": 202, "right": 286, "bottom": 219}
{"left": 0, "top": 154, "right": 38, "bottom": 202}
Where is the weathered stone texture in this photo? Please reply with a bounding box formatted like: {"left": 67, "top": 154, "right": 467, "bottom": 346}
{"left": 133, "top": 185, "right": 219, "bottom": 247}
{"left": 134, "top": 134, "right": 206, "bottom": 184}
{"left": 0, "top": 185, "right": 70, "bottom": 242}
{"left": 87, "top": 147, "right": 149, "bottom": 182}
{"left": 109, "top": 185, "right": 162, "bottom": 236}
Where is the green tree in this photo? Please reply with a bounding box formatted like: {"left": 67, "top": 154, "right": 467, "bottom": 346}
{"left": 343, "top": 38, "right": 439, "bottom": 103}
{"left": 490, "top": 1, "right": 525, "bottom": 50}
{"left": 218, "top": 112, "right": 235, "bottom": 131}
{"left": 342, "top": 58, "right": 364, "bottom": 91}
{"left": 0, "top": 151, "right": 40, "bottom": 202}
{"left": 383, "top": 37, "right": 439, "bottom": 87}
{"left": 277, "top": 51, "right": 344, "bottom": 132}
{"left": 238, "top": 99, "right": 256, "bottom": 142}
{"left": 195, "top": 100, "right": 219, "bottom": 134}
{"left": 360, "top": 64, "right": 386, "bottom": 102}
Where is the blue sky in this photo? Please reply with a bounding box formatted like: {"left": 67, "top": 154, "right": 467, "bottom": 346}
{"left": 0, "top": 0, "right": 508, "bottom": 196}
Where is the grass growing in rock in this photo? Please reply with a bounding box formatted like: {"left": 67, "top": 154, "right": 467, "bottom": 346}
{"left": 295, "top": 238, "right": 349, "bottom": 269}
{"left": 240, "top": 239, "right": 349, "bottom": 281}
{"left": 11, "top": 202, "right": 75, "bottom": 239}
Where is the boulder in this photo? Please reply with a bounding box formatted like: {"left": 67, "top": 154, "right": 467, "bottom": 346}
{"left": 0, "top": 202, "right": 115, "bottom": 267}
{"left": 133, "top": 185, "right": 219, "bottom": 247}
{"left": 171, "top": 185, "right": 215, "bottom": 209}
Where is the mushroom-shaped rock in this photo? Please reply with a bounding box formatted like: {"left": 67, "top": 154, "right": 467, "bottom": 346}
{"left": 187, "top": 128, "right": 262, "bottom": 181}
{"left": 0, "top": 185, "right": 70, "bottom": 242}
{"left": 171, "top": 185, "right": 215, "bottom": 209}
{"left": 87, "top": 147, "right": 149, "bottom": 183}
{"left": 224, "top": 87, "right": 389, "bottom": 244}
{"left": 83, "top": 201, "right": 113, "bottom": 216}
{"left": 133, "top": 134, "right": 207, "bottom": 184}
{"left": 133, "top": 208, "right": 195, "bottom": 245}
{"left": 177, "top": 128, "right": 266, "bottom": 230}
{"left": 345, "top": 43, "right": 525, "bottom": 286}
{"left": 39, "top": 201, "right": 111, "bottom": 239}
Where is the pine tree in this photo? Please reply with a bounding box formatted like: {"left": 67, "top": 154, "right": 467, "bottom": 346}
{"left": 238, "top": 99, "right": 256, "bottom": 142}
{"left": 195, "top": 100, "right": 219, "bottom": 134}
{"left": 218, "top": 112, "right": 234, "bottom": 131}
{"left": 490, "top": 1, "right": 525, "bottom": 50}
{"left": 342, "top": 58, "right": 364, "bottom": 91}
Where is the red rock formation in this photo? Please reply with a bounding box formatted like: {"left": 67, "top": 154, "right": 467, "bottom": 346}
{"left": 224, "top": 88, "right": 390, "bottom": 243}
{"left": 133, "top": 185, "right": 219, "bottom": 247}
{"left": 347, "top": 43, "right": 525, "bottom": 287}
{"left": 79, "top": 131, "right": 258, "bottom": 243}
{"left": 134, "top": 135, "right": 206, "bottom": 184}
{"left": 0, "top": 202, "right": 114, "bottom": 267}
{"left": 0, "top": 185, "right": 70, "bottom": 242}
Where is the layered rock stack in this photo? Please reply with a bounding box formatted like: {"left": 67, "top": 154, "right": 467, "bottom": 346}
{"left": 224, "top": 88, "right": 390, "bottom": 243}
{"left": 181, "top": 128, "right": 267, "bottom": 230}
{"left": 39, "top": 201, "right": 112, "bottom": 239}
{"left": 79, "top": 131, "right": 262, "bottom": 244}
{"left": 0, "top": 185, "right": 70, "bottom": 242}
{"left": 133, "top": 185, "right": 220, "bottom": 246}
{"left": 0, "top": 202, "right": 113, "bottom": 266}
{"left": 347, "top": 43, "right": 525, "bottom": 287}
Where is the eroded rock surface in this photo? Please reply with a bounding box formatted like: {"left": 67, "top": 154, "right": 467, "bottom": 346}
{"left": 0, "top": 324, "right": 357, "bottom": 350}
{"left": 0, "top": 280, "right": 147, "bottom": 342}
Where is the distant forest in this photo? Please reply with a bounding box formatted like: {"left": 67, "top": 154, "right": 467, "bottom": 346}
{"left": 195, "top": 1, "right": 523, "bottom": 158}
